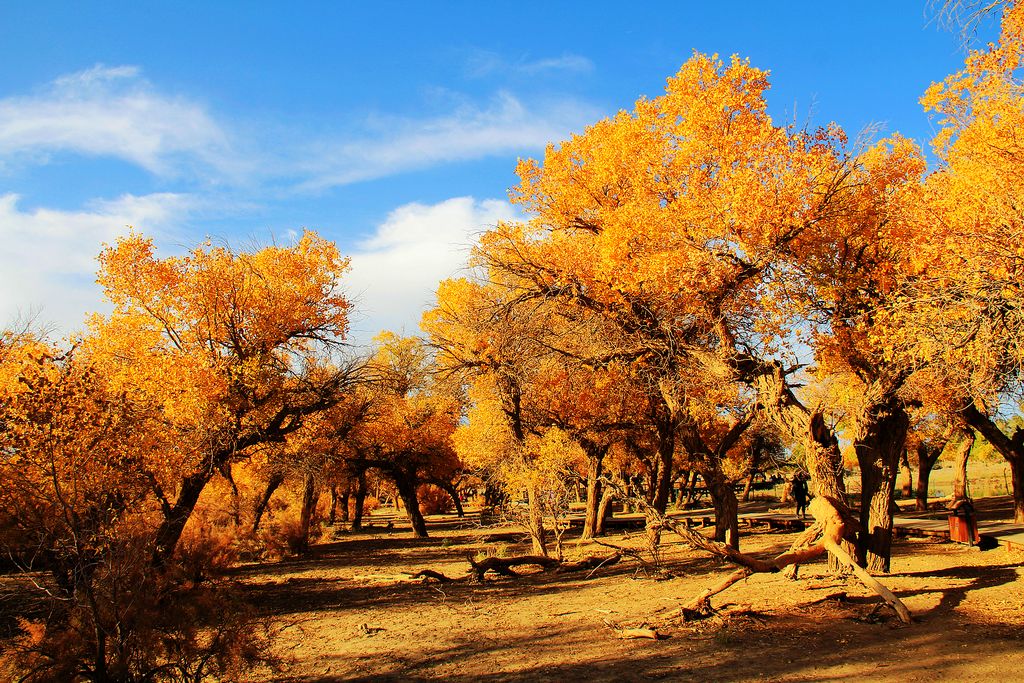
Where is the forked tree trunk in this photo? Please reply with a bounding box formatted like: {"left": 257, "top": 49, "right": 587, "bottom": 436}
{"left": 252, "top": 471, "right": 286, "bottom": 534}
{"left": 952, "top": 429, "right": 975, "bottom": 502}
{"left": 915, "top": 441, "right": 945, "bottom": 512}
{"left": 854, "top": 401, "right": 910, "bottom": 573}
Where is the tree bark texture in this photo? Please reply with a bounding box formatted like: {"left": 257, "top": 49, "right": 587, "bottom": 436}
{"left": 952, "top": 428, "right": 975, "bottom": 502}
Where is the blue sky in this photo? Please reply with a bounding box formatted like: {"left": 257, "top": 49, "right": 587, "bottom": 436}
{"left": 0, "top": 1, "right": 994, "bottom": 345}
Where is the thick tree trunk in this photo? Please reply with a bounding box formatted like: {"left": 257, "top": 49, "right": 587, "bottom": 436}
{"left": 952, "top": 429, "right": 975, "bottom": 502}
{"left": 806, "top": 412, "right": 855, "bottom": 575}
{"left": 394, "top": 474, "right": 428, "bottom": 538}
{"left": 854, "top": 400, "right": 910, "bottom": 573}
{"left": 706, "top": 468, "right": 740, "bottom": 550}
{"left": 152, "top": 471, "right": 213, "bottom": 568}
{"left": 252, "top": 471, "right": 285, "bottom": 534}
{"left": 352, "top": 470, "right": 367, "bottom": 531}
{"left": 295, "top": 471, "right": 321, "bottom": 553}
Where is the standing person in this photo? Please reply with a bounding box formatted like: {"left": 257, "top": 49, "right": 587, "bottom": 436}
{"left": 792, "top": 471, "right": 809, "bottom": 519}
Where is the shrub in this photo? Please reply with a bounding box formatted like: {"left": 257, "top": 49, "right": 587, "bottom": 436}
{"left": 418, "top": 485, "right": 454, "bottom": 516}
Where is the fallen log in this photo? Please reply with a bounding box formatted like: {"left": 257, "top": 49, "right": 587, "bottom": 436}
{"left": 466, "top": 553, "right": 561, "bottom": 582}
{"left": 555, "top": 553, "right": 621, "bottom": 574}
{"left": 410, "top": 569, "right": 455, "bottom": 583}
{"left": 639, "top": 496, "right": 913, "bottom": 624}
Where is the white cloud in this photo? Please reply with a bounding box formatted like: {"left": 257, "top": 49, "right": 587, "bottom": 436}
{"left": 0, "top": 64, "right": 233, "bottom": 177}
{"left": 0, "top": 192, "right": 193, "bottom": 336}
{"left": 344, "top": 197, "right": 518, "bottom": 343}
{"left": 298, "top": 91, "right": 597, "bottom": 190}
{"left": 465, "top": 50, "right": 595, "bottom": 79}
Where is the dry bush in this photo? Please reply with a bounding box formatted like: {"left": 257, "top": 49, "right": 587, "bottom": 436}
{"left": 176, "top": 520, "right": 239, "bottom": 584}
{"left": 418, "top": 485, "right": 454, "bottom": 515}
{"left": 0, "top": 528, "right": 278, "bottom": 683}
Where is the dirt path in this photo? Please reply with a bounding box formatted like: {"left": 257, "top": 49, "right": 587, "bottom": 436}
{"left": 236, "top": 515, "right": 1024, "bottom": 682}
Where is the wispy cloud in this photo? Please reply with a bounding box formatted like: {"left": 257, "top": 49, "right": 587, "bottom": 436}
{"left": 0, "top": 65, "right": 235, "bottom": 178}
{"left": 464, "top": 50, "right": 595, "bottom": 79}
{"left": 344, "top": 196, "right": 518, "bottom": 343}
{"left": 297, "top": 91, "right": 597, "bottom": 191}
{"left": 0, "top": 192, "right": 194, "bottom": 335}
{"left": 0, "top": 65, "right": 597, "bottom": 192}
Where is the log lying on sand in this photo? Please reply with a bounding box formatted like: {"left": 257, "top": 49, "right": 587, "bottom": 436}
{"left": 555, "top": 553, "right": 622, "bottom": 574}
{"left": 466, "top": 553, "right": 561, "bottom": 582}
{"left": 411, "top": 569, "right": 455, "bottom": 583}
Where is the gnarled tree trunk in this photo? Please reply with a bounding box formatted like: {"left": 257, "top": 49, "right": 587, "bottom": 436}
{"left": 951, "top": 428, "right": 976, "bottom": 502}
{"left": 393, "top": 472, "right": 428, "bottom": 538}
{"left": 526, "top": 481, "right": 548, "bottom": 556}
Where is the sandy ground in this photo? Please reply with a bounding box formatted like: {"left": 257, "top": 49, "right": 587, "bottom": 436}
{"left": 233, "top": 509, "right": 1024, "bottom": 683}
